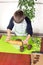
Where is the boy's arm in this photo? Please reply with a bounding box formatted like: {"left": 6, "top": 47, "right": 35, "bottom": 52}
{"left": 6, "top": 29, "right": 11, "bottom": 41}
{"left": 6, "top": 16, "right": 14, "bottom": 41}
{"left": 23, "top": 34, "right": 31, "bottom": 45}
{"left": 23, "top": 17, "right": 33, "bottom": 44}
{"left": 26, "top": 34, "right": 30, "bottom": 41}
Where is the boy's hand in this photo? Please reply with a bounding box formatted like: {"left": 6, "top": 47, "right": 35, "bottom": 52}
{"left": 23, "top": 34, "right": 30, "bottom": 45}
{"left": 23, "top": 39, "right": 28, "bottom": 45}
{"left": 6, "top": 29, "right": 11, "bottom": 42}
{"left": 6, "top": 36, "right": 10, "bottom": 42}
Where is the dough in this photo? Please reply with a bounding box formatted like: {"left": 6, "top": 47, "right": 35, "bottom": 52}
{"left": 7, "top": 39, "right": 23, "bottom": 46}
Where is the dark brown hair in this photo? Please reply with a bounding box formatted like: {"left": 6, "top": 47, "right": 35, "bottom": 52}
{"left": 14, "top": 10, "right": 24, "bottom": 18}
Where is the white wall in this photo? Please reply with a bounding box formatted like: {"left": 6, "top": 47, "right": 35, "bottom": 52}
{"left": 0, "top": 0, "right": 43, "bottom": 33}
{"left": 0, "top": 2, "right": 18, "bottom": 30}
{"left": 0, "top": 0, "right": 19, "bottom": 1}
{"left": 35, "top": 0, "right": 43, "bottom": 3}
{"left": 32, "top": 4, "right": 43, "bottom": 33}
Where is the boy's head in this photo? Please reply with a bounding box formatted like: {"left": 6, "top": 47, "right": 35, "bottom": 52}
{"left": 13, "top": 10, "right": 25, "bottom": 23}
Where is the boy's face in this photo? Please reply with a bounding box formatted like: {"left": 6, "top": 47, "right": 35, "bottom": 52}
{"left": 13, "top": 15, "right": 24, "bottom": 23}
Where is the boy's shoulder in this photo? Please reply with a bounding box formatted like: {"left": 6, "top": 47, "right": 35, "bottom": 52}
{"left": 11, "top": 16, "right": 14, "bottom": 20}
{"left": 25, "top": 16, "right": 29, "bottom": 19}
{"left": 25, "top": 17, "right": 31, "bottom": 23}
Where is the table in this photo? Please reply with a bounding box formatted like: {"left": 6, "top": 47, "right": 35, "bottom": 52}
{"left": 0, "top": 34, "right": 43, "bottom": 65}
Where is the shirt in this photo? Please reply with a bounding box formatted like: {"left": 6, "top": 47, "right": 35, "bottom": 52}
{"left": 7, "top": 16, "right": 33, "bottom": 36}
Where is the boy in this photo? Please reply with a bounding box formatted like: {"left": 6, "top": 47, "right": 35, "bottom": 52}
{"left": 6, "top": 10, "right": 33, "bottom": 45}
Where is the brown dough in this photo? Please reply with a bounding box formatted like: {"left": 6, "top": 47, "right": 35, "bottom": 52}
{"left": 20, "top": 46, "right": 24, "bottom": 52}
{"left": 27, "top": 45, "right": 32, "bottom": 50}
{"left": 7, "top": 39, "right": 23, "bottom": 46}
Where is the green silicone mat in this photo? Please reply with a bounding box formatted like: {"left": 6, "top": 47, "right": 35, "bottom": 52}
{"left": 0, "top": 35, "right": 41, "bottom": 54}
